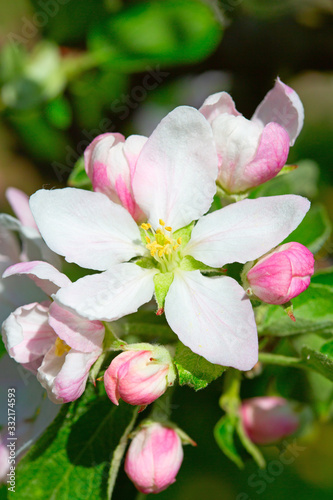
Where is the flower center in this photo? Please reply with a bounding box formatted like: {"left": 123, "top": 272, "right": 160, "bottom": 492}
{"left": 141, "top": 219, "right": 182, "bottom": 271}
{"left": 54, "top": 337, "right": 71, "bottom": 357}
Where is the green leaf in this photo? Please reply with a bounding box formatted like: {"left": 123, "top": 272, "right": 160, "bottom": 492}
{"left": 282, "top": 204, "right": 331, "bottom": 254}
{"left": 68, "top": 156, "right": 92, "bottom": 189}
{"left": 321, "top": 340, "right": 333, "bottom": 357}
{"left": 174, "top": 342, "right": 226, "bottom": 390}
{"left": 214, "top": 415, "right": 244, "bottom": 468}
{"left": 301, "top": 347, "right": 333, "bottom": 382}
{"left": 258, "top": 283, "right": 333, "bottom": 337}
{"left": 15, "top": 386, "right": 136, "bottom": 500}
{"left": 153, "top": 272, "right": 174, "bottom": 309}
{"left": 89, "top": 0, "right": 222, "bottom": 70}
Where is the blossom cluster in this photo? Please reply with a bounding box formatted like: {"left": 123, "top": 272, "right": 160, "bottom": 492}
{"left": 0, "top": 78, "right": 314, "bottom": 492}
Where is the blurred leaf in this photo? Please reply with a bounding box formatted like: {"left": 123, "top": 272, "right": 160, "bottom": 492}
{"left": 236, "top": 419, "right": 265, "bottom": 468}
{"left": 28, "top": 0, "right": 108, "bottom": 45}
{"left": 45, "top": 96, "right": 72, "bottom": 129}
{"left": 311, "top": 268, "right": 333, "bottom": 287}
{"left": 321, "top": 339, "right": 333, "bottom": 357}
{"left": 174, "top": 342, "right": 226, "bottom": 391}
{"left": 258, "top": 283, "right": 333, "bottom": 337}
{"left": 214, "top": 414, "right": 244, "bottom": 468}
{"left": 283, "top": 204, "right": 331, "bottom": 254}
{"left": 16, "top": 386, "right": 136, "bottom": 500}
{"left": 68, "top": 156, "right": 92, "bottom": 189}
{"left": 89, "top": 0, "right": 222, "bottom": 70}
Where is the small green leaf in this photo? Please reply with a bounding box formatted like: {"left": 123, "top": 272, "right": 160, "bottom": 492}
{"left": 259, "top": 284, "right": 333, "bottom": 337}
{"left": 320, "top": 340, "right": 333, "bottom": 357}
{"left": 154, "top": 272, "right": 174, "bottom": 309}
{"left": 301, "top": 346, "right": 333, "bottom": 382}
{"left": 214, "top": 415, "right": 244, "bottom": 469}
{"left": 174, "top": 342, "right": 226, "bottom": 390}
{"left": 68, "top": 156, "right": 92, "bottom": 189}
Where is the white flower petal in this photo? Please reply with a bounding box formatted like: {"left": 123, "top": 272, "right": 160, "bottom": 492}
{"left": 30, "top": 188, "right": 144, "bottom": 271}
{"left": 132, "top": 106, "right": 218, "bottom": 231}
{"left": 199, "top": 91, "right": 240, "bottom": 124}
{"left": 164, "top": 271, "right": 258, "bottom": 370}
{"left": 252, "top": 77, "right": 304, "bottom": 146}
{"left": 187, "top": 195, "right": 310, "bottom": 268}
{"left": 55, "top": 263, "right": 157, "bottom": 321}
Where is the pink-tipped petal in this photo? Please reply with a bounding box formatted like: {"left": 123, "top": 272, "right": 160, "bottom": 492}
{"left": 3, "top": 261, "right": 71, "bottom": 296}
{"left": 29, "top": 188, "right": 144, "bottom": 271}
{"left": 132, "top": 106, "right": 218, "bottom": 231}
{"left": 165, "top": 271, "right": 258, "bottom": 370}
{"left": 252, "top": 77, "right": 304, "bottom": 146}
{"left": 6, "top": 187, "right": 38, "bottom": 229}
{"left": 187, "top": 195, "right": 310, "bottom": 268}
{"left": 1, "top": 302, "right": 56, "bottom": 368}
{"left": 199, "top": 91, "right": 241, "bottom": 123}
{"left": 48, "top": 302, "right": 104, "bottom": 353}
{"left": 242, "top": 122, "right": 290, "bottom": 189}
{"left": 55, "top": 264, "right": 157, "bottom": 321}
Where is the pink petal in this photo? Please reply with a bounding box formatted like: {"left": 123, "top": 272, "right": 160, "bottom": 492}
{"left": 6, "top": 187, "right": 38, "bottom": 229}
{"left": 252, "top": 77, "right": 304, "bottom": 146}
{"left": 3, "top": 261, "right": 71, "bottom": 296}
{"left": 199, "top": 91, "right": 241, "bottom": 124}
{"left": 48, "top": 302, "right": 104, "bottom": 353}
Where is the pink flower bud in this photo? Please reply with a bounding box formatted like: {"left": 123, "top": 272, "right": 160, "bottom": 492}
{"left": 246, "top": 242, "right": 314, "bottom": 305}
{"left": 125, "top": 423, "right": 184, "bottom": 494}
{"left": 241, "top": 397, "right": 300, "bottom": 445}
{"left": 104, "top": 348, "right": 176, "bottom": 407}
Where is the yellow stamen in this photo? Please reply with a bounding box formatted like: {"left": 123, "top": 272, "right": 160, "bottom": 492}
{"left": 141, "top": 223, "right": 151, "bottom": 230}
{"left": 165, "top": 226, "right": 172, "bottom": 232}
{"left": 159, "top": 219, "right": 165, "bottom": 226}
{"left": 54, "top": 337, "right": 71, "bottom": 357}
{"left": 177, "top": 237, "right": 182, "bottom": 245}
{"left": 145, "top": 236, "right": 151, "bottom": 243}
{"left": 156, "top": 228, "right": 162, "bottom": 235}
{"left": 173, "top": 244, "right": 179, "bottom": 251}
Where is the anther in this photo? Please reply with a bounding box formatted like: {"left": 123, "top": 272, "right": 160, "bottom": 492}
{"left": 165, "top": 226, "right": 172, "bottom": 232}
{"left": 159, "top": 219, "right": 165, "bottom": 226}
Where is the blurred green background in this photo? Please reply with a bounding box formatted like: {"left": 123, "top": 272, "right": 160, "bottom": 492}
{"left": 0, "top": 1, "right": 332, "bottom": 499}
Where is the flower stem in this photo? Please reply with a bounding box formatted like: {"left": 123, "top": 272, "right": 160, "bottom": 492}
{"left": 107, "top": 407, "right": 139, "bottom": 499}
{"left": 259, "top": 352, "right": 303, "bottom": 368}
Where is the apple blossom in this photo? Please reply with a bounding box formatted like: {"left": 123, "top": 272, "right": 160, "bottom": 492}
{"left": 199, "top": 77, "right": 304, "bottom": 194}
{"left": 30, "top": 106, "right": 310, "bottom": 371}
{"left": 2, "top": 261, "right": 105, "bottom": 403}
{"left": 244, "top": 242, "right": 314, "bottom": 305}
{"left": 104, "top": 345, "right": 176, "bottom": 407}
{"left": 241, "top": 397, "right": 300, "bottom": 445}
{"left": 84, "top": 132, "right": 147, "bottom": 222}
{"left": 124, "top": 423, "right": 183, "bottom": 494}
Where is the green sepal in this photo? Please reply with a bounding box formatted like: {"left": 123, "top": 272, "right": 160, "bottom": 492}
{"left": 68, "top": 156, "right": 92, "bottom": 189}
{"left": 153, "top": 271, "right": 174, "bottom": 309}
{"left": 179, "top": 255, "right": 219, "bottom": 273}
{"left": 174, "top": 342, "right": 226, "bottom": 391}
{"left": 276, "top": 163, "right": 298, "bottom": 176}
{"left": 135, "top": 256, "right": 155, "bottom": 269}
{"left": 173, "top": 222, "right": 194, "bottom": 247}
{"left": 214, "top": 414, "right": 244, "bottom": 468}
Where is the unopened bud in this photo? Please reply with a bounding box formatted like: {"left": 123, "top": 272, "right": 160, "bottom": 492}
{"left": 125, "top": 423, "right": 183, "bottom": 494}
{"left": 245, "top": 242, "right": 314, "bottom": 305}
{"left": 104, "top": 345, "right": 176, "bottom": 407}
{"left": 241, "top": 396, "right": 300, "bottom": 445}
